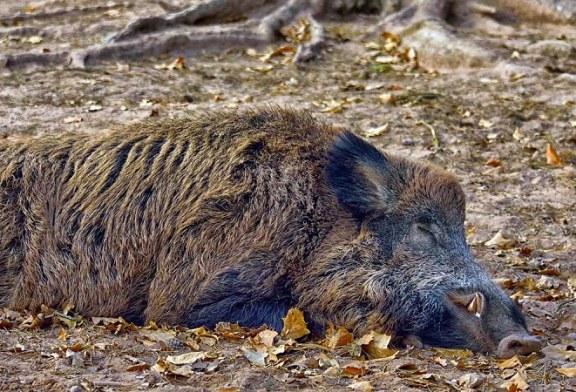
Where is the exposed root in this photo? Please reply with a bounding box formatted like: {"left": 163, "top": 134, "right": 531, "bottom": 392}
{"left": 293, "top": 15, "right": 326, "bottom": 62}
{"left": 256, "top": 0, "right": 326, "bottom": 61}
{"left": 76, "top": 25, "right": 270, "bottom": 67}
{"left": 109, "top": 0, "right": 278, "bottom": 43}
{"left": 0, "top": 52, "right": 71, "bottom": 70}
{"left": 0, "top": 26, "right": 49, "bottom": 38}
{"left": 1, "top": 0, "right": 574, "bottom": 71}
{"left": 0, "top": 2, "right": 132, "bottom": 23}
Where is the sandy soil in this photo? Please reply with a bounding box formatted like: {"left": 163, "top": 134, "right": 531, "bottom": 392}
{"left": 0, "top": 1, "right": 575, "bottom": 391}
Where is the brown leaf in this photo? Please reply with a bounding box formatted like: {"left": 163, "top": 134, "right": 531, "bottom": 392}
{"left": 479, "top": 119, "right": 493, "bottom": 128}
{"left": 58, "top": 327, "right": 68, "bottom": 342}
{"left": 433, "top": 348, "right": 473, "bottom": 359}
{"left": 166, "top": 352, "right": 205, "bottom": 365}
{"left": 546, "top": 143, "right": 562, "bottom": 165}
{"left": 498, "top": 355, "right": 522, "bottom": 369}
{"left": 214, "top": 322, "right": 248, "bottom": 340}
{"left": 381, "top": 31, "right": 401, "bottom": 46}
{"left": 0, "top": 319, "right": 14, "bottom": 329}
{"left": 327, "top": 326, "right": 354, "bottom": 349}
{"left": 537, "top": 267, "right": 561, "bottom": 276}
{"left": 485, "top": 158, "right": 502, "bottom": 167}
{"left": 241, "top": 345, "right": 268, "bottom": 366}
{"left": 343, "top": 362, "right": 367, "bottom": 377}
{"left": 281, "top": 308, "right": 310, "bottom": 340}
{"left": 171, "top": 56, "right": 186, "bottom": 70}
{"left": 363, "top": 124, "right": 389, "bottom": 137}
{"left": 458, "top": 372, "right": 485, "bottom": 388}
{"left": 126, "top": 363, "right": 150, "bottom": 372}
{"left": 347, "top": 380, "right": 373, "bottom": 391}
{"left": 152, "top": 359, "right": 169, "bottom": 373}
{"left": 485, "top": 230, "right": 517, "bottom": 249}
{"left": 68, "top": 343, "right": 85, "bottom": 352}
{"left": 257, "top": 330, "right": 278, "bottom": 348}
{"left": 502, "top": 372, "right": 529, "bottom": 391}
{"left": 359, "top": 331, "right": 397, "bottom": 359}
{"left": 556, "top": 368, "right": 576, "bottom": 377}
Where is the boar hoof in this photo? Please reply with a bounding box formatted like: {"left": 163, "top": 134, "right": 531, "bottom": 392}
{"left": 496, "top": 334, "right": 542, "bottom": 358}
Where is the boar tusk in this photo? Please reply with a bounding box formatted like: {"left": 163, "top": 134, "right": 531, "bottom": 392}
{"left": 467, "top": 292, "right": 485, "bottom": 318}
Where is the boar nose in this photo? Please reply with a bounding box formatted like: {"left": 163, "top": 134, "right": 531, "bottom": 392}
{"left": 496, "top": 334, "right": 542, "bottom": 358}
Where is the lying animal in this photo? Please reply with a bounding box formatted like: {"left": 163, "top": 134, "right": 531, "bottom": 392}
{"left": 0, "top": 107, "right": 541, "bottom": 358}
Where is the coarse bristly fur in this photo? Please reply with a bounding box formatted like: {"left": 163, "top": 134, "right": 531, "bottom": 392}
{"left": 0, "top": 107, "right": 538, "bottom": 356}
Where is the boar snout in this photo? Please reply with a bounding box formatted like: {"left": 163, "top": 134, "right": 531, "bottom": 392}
{"left": 496, "top": 334, "right": 542, "bottom": 359}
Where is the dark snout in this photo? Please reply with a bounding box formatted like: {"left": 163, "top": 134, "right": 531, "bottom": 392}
{"left": 496, "top": 334, "right": 542, "bottom": 359}
{"left": 440, "top": 291, "right": 543, "bottom": 358}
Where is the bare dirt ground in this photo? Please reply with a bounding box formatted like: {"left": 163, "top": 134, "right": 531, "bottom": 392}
{"left": 1, "top": 1, "right": 575, "bottom": 391}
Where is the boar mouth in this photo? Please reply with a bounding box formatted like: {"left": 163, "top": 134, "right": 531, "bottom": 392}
{"left": 408, "top": 291, "right": 542, "bottom": 358}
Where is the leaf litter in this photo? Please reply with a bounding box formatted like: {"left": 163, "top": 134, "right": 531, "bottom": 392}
{"left": 1, "top": 1, "right": 575, "bottom": 390}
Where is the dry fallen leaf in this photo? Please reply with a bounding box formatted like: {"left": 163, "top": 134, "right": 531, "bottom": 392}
{"left": 485, "top": 158, "right": 502, "bottom": 167}
{"left": 347, "top": 380, "right": 373, "bottom": 391}
{"left": 479, "top": 119, "right": 493, "bottom": 128}
{"left": 458, "top": 373, "right": 485, "bottom": 388}
{"left": 378, "top": 93, "right": 395, "bottom": 105}
{"left": 126, "top": 363, "right": 150, "bottom": 372}
{"left": 88, "top": 104, "right": 102, "bottom": 112}
{"left": 257, "top": 330, "right": 278, "bottom": 348}
{"left": 241, "top": 344, "right": 268, "bottom": 366}
{"left": 433, "top": 348, "right": 473, "bottom": 360}
{"left": 501, "top": 372, "right": 529, "bottom": 391}
{"left": 546, "top": 143, "right": 562, "bottom": 165}
{"left": 26, "top": 36, "right": 43, "bottom": 44}
{"left": 281, "top": 308, "right": 310, "bottom": 340}
{"left": 498, "top": 355, "right": 522, "bottom": 370}
{"left": 326, "top": 326, "right": 354, "bottom": 349}
{"left": 363, "top": 124, "right": 389, "bottom": 138}
{"left": 155, "top": 56, "right": 186, "bottom": 70}
{"left": 485, "top": 230, "right": 517, "bottom": 249}
{"left": 318, "top": 99, "right": 345, "bottom": 114}
{"left": 556, "top": 368, "right": 576, "bottom": 377}
{"left": 58, "top": 327, "right": 68, "bottom": 342}
{"left": 358, "top": 331, "right": 398, "bottom": 359}
{"left": 166, "top": 352, "right": 205, "bottom": 365}
{"left": 343, "top": 362, "right": 367, "bottom": 377}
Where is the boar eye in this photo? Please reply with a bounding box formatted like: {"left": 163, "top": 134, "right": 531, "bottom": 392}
{"left": 416, "top": 223, "right": 440, "bottom": 242}
{"left": 408, "top": 222, "right": 440, "bottom": 247}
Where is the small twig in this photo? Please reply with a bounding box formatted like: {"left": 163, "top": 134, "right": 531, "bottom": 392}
{"left": 418, "top": 120, "right": 440, "bottom": 150}
{"left": 556, "top": 298, "right": 576, "bottom": 313}
{"left": 93, "top": 381, "right": 128, "bottom": 387}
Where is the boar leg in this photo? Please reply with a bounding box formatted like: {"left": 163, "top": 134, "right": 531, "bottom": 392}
{"left": 146, "top": 259, "right": 293, "bottom": 329}
{"left": 185, "top": 264, "right": 293, "bottom": 330}
{"left": 294, "top": 260, "right": 385, "bottom": 335}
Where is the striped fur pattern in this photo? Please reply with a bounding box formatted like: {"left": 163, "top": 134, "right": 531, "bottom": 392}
{"left": 0, "top": 108, "right": 533, "bottom": 355}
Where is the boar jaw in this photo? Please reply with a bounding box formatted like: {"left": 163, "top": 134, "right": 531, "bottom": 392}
{"left": 411, "top": 288, "right": 541, "bottom": 357}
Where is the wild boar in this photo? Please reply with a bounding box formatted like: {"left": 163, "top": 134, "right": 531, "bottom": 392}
{"left": 0, "top": 107, "right": 540, "bottom": 358}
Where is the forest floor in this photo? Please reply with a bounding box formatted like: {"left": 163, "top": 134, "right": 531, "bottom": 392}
{"left": 1, "top": 1, "right": 576, "bottom": 391}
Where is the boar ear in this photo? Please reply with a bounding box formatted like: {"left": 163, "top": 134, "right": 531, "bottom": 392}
{"left": 326, "top": 131, "right": 398, "bottom": 216}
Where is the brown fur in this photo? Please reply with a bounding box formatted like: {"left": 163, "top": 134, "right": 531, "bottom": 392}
{"left": 0, "top": 107, "right": 537, "bottom": 356}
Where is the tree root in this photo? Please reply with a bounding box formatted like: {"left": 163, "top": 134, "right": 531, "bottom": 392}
{"left": 1, "top": 0, "right": 574, "bottom": 71}
{"left": 0, "top": 2, "right": 132, "bottom": 23}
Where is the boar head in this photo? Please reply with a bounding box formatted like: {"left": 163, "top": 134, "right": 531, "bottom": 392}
{"left": 326, "top": 131, "right": 541, "bottom": 358}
